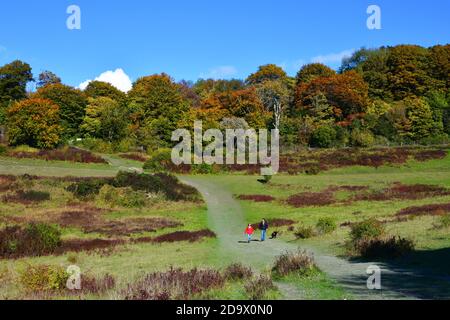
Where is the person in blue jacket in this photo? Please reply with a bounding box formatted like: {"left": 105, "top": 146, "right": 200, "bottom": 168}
{"left": 259, "top": 219, "right": 269, "bottom": 242}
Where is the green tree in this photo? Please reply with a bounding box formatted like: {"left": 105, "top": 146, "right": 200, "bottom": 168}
{"left": 256, "top": 80, "right": 292, "bottom": 129}
{"left": 128, "top": 74, "right": 190, "bottom": 148}
{"left": 83, "top": 81, "right": 126, "bottom": 104}
{"left": 34, "top": 84, "right": 88, "bottom": 139}
{"left": 310, "top": 126, "right": 337, "bottom": 148}
{"left": 403, "top": 97, "right": 437, "bottom": 140}
{"left": 7, "top": 98, "right": 62, "bottom": 149}
{"left": 81, "top": 97, "right": 127, "bottom": 142}
{"left": 0, "top": 60, "right": 33, "bottom": 123}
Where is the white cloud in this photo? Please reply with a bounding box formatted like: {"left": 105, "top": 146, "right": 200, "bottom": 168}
{"left": 311, "top": 49, "right": 355, "bottom": 65}
{"left": 78, "top": 68, "right": 132, "bottom": 92}
{"left": 200, "top": 65, "right": 237, "bottom": 79}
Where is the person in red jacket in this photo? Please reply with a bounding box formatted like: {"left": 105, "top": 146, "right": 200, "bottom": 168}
{"left": 244, "top": 224, "right": 254, "bottom": 243}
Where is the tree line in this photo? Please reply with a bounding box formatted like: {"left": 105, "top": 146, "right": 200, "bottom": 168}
{"left": 0, "top": 43, "right": 449, "bottom": 152}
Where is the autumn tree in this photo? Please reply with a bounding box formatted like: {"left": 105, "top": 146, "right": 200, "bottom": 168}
{"left": 295, "top": 71, "right": 370, "bottom": 119}
{"left": 7, "top": 98, "right": 62, "bottom": 149}
{"left": 34, "top": 83, "right": 88, "bottom": 139}
{"left": 296, "top": 63, "right": 336, "bottom": 84}
{"left": 193, "top": 79, "right": 245, "bottom": 100}
{"left": 403, "top": 97, "right": 440, "bottom": 140}
{"left": 387, "top": 45, "right": 439, "bottom": 100}
{"left": 128, "top": 74, "right": 190, "bottom": 148}
{"left": 246, "top": 64, "right": 287, "bottom": 85}
{"left": 36, "top": 71, "right": 61, "bottom": 88}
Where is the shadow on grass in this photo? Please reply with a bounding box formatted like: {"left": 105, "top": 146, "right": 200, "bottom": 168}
{"left": 346, "top": 247, "right": 450, "bottom": 299}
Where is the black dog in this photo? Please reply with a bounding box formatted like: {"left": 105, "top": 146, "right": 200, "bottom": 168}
{"left": 270, "top": 231, "right": 279, "bottom": 239}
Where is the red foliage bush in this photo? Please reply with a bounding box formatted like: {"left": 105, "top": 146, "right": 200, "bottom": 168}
{"left": 152, "top": 229, "right": 216, "bottom": 243}
{"left": 119, "top": 153, "right": 148, "bottom": 163}
{"left": 9, "top": 147, "right": 107, "bottom": 164}
{"left": 286, "top": 191, "right": 335, "bottom": 208}
{"left": 396, "top": 203, "right": 450, "bottom": 217}
{"left": 414, "top": 150, "right": 447, "bottom": 162}
{"left": 353, "top": 183, "right": 450, "bottom": 202}
{"left": 237, "top": 194, "right": 275, "bottom": 202}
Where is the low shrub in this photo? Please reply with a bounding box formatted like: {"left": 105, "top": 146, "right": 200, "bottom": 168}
{"left": 350, "top": 218, "right": 385, "bottom": 242}
{"left": 19, "top": 264, "right": 69, "bottom": 292}
{"left": 152, "top": 229, "right": 216, "bottom": 243}
{"left": 81, "top": 273, "right": 116, "bottom": 294}
{"left": 98, "top": 185, "right": 147, "bottom": 208}
{"left": 9, "top": 146, "right": 107, "bottom": 164}
{"left": 293, "top": 225, "right": 316, "bottom": 239}
{"left": 316, "top": 217, "right": 337, "bottom": 235}
{"left": 143, "top": 148, "right": 174, "bottom": 172}
{"left": 237, "top": 194, "right": 275, "bottom": 202}
{"left": 310, "top": 126, "right": 337, "bottom": 148}
{"left": 437, "top": 214, "right": 450, "bottom": 229}
{"left": 66, "top": 178, "right": 111, "bottom": 199}
{"left": 0, "top": 223, "right": 62, "bottom": 258}
{"left": 123, "top": 267, "right": 225, "bottom": 300}
{"left": 244, "top": 275, "right": 276, "bottom": 300}
{"left": 356, "top": 237, "right": 415, "bottom": 259}
{"left": 191, "top": 163, "right": 215, "bottom": 174}
{"left": 2, "top": 190, "right": 50, "bottom": 204}
{"left": 272, "top": 250, "right": 317, "bottom": 277}
{"left": 286, "top": 192, "right": 335, "bottom": 208}
{"left": 223, "top": 263, "right": 253, "bottom": 281}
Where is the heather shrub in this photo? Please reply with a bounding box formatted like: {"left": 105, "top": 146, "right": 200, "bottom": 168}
{"left": 113, "top": 171, "right": 200, "bottom": 202}
{"left": 244, "top": 275, "right": 276, "bottom": 300}
{"left": 0, "top": 223, "right": 61, "bottom": 258}
{"left": 294, "top": 225, "right": 316, "bottom": 239}
{"left": 350, "top": 218, "right": 385, "bottom": 242}
{"left": 224, "top": 263, "right": 253, "bottom": 281}
{"left": 2, "top": 190, "right": 50, "bottom": 204}
{"left": 81, "top": 273, "right": 116, "bottom": 294}
{"left": 66, "top": 178, "right": 110, "bottom": 199}
{"left": 356, "top": 237, "right": 415, "bottom": 259}
{"left": 19, "top": 264, "right": 69, "bottom": 292}
{"left": 316, "top": 217, "right": 337, "bottom": 235}
{"left": 123, "top": 267, "right": 224, "bottom": 300}
{"left": 272, "top": 250, "right": 318, "bottom": 277}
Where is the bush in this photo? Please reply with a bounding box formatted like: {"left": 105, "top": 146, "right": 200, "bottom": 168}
{"left": 316, "top": 217, "right": 337, "bottom": 235}
{"left": 294, "top": 225, "right": 316, "bottom": 239}
{"left": 310, "top": 126, "right": 337, "bottom": 148}
{"left": 0, "top": 223, "right": 62, "bottom": 258}
{"left": 224, "top": 263, "right": 253, "bottom": 281}
{"left": 98, "top": 185, "right": 147, "bottom": 208}
{"left": 350, "top": 129, "right": 375, "bottom": 147}
{"left": 272, "top": 250, "right": 317, "bottom": 277}
{"left": 437, "top": 214, "right": 450, "bottom": 229}
{"left": 24, "top": 223, "right": 62, "bottom": 255}
{"left": 356, "top": 237, "right": 415, "bottom": 259}
{"left": 191, "top": 163, "right": 214, "bottom": 174}
{"left": 143, "top": 148, "right": 173, "bottom": 172}
{"left": 66, "top": 178, "right": 111, "bottom": 199}
{"left": 350, "top": 218, "right": 385, "bottom": 242}
{"left": 244, "top": 275, "right": 276, "bottom": 300}
{"left": 123, "top": 267, "right": 224, "bottom": 300}
{"left": 19, "top": 264, "right": 69, "bottom": 292}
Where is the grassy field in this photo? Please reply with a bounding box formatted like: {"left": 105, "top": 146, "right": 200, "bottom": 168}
{"left": 0, "top": 148, "right": 449, "bottom": 299}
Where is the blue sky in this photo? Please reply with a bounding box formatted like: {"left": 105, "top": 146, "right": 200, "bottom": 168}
{"left": 0, "top": 0, "right": 449, "bottom": 91}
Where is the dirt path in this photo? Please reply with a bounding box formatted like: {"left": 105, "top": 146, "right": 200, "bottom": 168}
{"left": 181, "top": 177, "right": 450, "bottom": 300}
